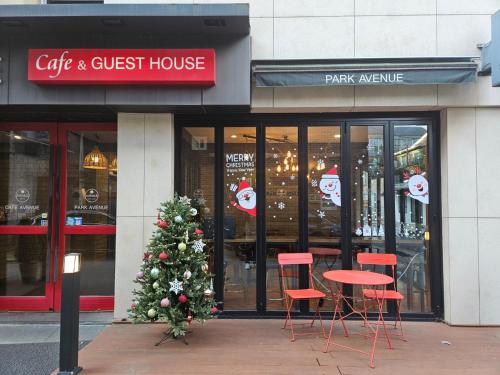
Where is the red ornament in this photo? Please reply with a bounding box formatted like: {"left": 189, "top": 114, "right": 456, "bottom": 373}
{"left": 157, "top": 219, "right": 168, "bottom": 229}
{"left": 187, "top": 314, "right": 193, "bottom": 324}
{"left": 131, "top": 303, "right": 136, "bottom": 310}
{"left": 195, "top": 228, "right": 203, "bottom": 235}
{"left": 159, "top": 251, "right": 168, "bottom": 261}
{"left": 210, "top": 306, "right": 218, "bottom": 314}
{"left": 178, "top": 294, "right": 188, "bottom": 303}
{"left": 143, "top": 252, "right": 149, "bottom": 261}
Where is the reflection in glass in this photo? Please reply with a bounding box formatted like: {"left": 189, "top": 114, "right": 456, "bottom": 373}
{"left": 0, "top": 131, "right": 50, "bottom": 225}
{"left": 0, "top": 235, "right": 46, "bottom": 296}
{"left": 65, "top": 235, "right": 115, "bottom": 296}
{"left": 223, "top": 128, "right": 256, "bottom": 310}
{"left": 350, "top": 126, "right": 385, "bottom": 309}
{"left": 179, "top": 128, "right": 216, "bottom": 291}
{"left": 394, "top": 124, "right": 430, "bottom": 312}
{"left": 66, "top": 131, "right": 117, "bottom": 225}
{"left": 308, "top": 126, "right": 342, "bottom": 308}
{"left": 265, "top": 127, "right": 299, "bottom": 310}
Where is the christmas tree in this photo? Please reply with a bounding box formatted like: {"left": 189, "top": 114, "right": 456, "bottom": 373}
{"left": 129, "top": 195, "right": 218, "bottom": 339}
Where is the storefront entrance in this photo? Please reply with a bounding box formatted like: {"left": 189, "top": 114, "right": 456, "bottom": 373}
{"left": 177, "top": 114, "right": 443, "bottom": 317}
{"left": 0, "top": 123, "right": 117, "bottom": 311}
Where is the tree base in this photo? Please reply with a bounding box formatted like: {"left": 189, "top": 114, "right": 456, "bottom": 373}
{"left": 155, "top": 328, "right": 193, "bottom": 346}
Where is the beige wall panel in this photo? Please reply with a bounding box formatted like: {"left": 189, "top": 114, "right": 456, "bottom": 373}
{"left": 447, "top": 217, "right": 480, "bottom": 325}
{"left": 355, "top": 16, "right": 436, "bottom": 57}
{"left": 476, "top": 109, "right": 500, "bottom": 217}
{"left": 356, "top": 0, "right": 436, "bottom": 16}
{"left": 444, "top": 108, "right": 477, "bottom": 218}
{"left": 437, "top": 15, "right": 490, "bottom": 57}
{"left": 250, "top": 17, "right": 274, "bottom": 59}
{"left": 354, "top": 85, "right": 437, "bottom": 107}
{"left": 274, "top": 0, "right": 353, "bottom": 17}
{"left": 116, "top": 113, "right": 145, "bottom": 217}
{"left": 273, "top": 86, "right": 354, "bottom": 108}
{"left": 478, "top": 218, "right": 500, "bottom": 325}
{"left": 274, "top": 17, "right": 354, "bottom": 59}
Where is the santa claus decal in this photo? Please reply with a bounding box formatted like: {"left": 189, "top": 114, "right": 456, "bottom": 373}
{"left": 229, "top": 178, "right": 257, "bottom": 217}
{"left": 319, "top": 166, "right": 341, "bottom": 207}
{"left": 403, "top": 166, "right": 429, "bottom": 205}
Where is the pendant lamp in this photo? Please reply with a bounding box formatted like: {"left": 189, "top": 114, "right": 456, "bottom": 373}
{"left": 109, "top": 156, "right": 118, "bottom": 173}
{"left": 83, "top": 146, "right": 108, "bottom": 170}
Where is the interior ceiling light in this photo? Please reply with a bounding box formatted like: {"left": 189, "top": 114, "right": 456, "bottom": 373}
{"left": 109, "top": 156, "right": 117, "bottom": 173}
{"left": 83, "top": 146, "right": 108, "bottom": 170}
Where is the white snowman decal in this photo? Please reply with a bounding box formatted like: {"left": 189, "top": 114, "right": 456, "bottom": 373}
{"left": 229, "top": 179, "right": 257, "bottom": 217}
{"left": 403, "top": 167, "right": 429, "bottom": 205}
{"left": 319, "top": 167, "right": 341, "bottom": 207}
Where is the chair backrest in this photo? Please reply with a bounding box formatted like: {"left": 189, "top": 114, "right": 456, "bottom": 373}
{"left": 277, "top": 253, "right": 316, "bottom": 291}
{"left": 357, "top": 252, "right": 397, "bottom": 290}
{"left": 357, "top": 252, "right": 396, "bottom": 266}
{"left": 278, "top": 252, "right": 313, "bottom": 265}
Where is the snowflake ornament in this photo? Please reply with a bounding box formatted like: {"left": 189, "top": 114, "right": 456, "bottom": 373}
{"left": 273, "top": 153, "right": 279, "bottom": 159}
{"left": 169, "top": 279, "right": 183, "bottom": 295}
{"left": 277, "top": 202, "right": 286, "bottom": 210}
{"left": 317, "top": 159, "right": 324, "bottom": 165}
{"left": 196, "top": 197, "right": 206, "bottom": 205}
{"left": 311, "top": 179, "right": 318, "bottom": 187}
{"left": 179, "top": 195, "right": 191, "bottom": 205}
{"left": 193, "top": 239, "right": 206, "bottom": 253}
{"left": 318, "top": 211, "right": 326, "bottom": 219}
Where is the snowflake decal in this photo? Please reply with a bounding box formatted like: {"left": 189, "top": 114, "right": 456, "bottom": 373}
{"left": 277, "top": 202, "right": 286, "bottom": 210}
{"left": 311, "top": 179, "right": 318, "bottom": 187}
{"left": 318, "top": 211, "right": 326, "bottom": 219}
{"left": 196, "top": 197, "right": 206, "bottom": 205}
{"left": 273, "top": 153, "right": 279, "bottom": 159}
{"left": 192, "top": 239, "right": 206, "bottom": 253}
{"left": 317, "top": 159, "right": 324, "bottom": 165}
{"left": 169, "top": 279, "right": 183, "bottom": 295}
{"left": 179, "top": 195, "right": 191, "bottom": 205}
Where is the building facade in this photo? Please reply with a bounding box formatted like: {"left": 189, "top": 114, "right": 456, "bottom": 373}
{"left": 0, "top": 1, "right": 499, "bottom": 327}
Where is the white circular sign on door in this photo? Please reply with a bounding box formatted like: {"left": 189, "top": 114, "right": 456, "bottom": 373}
{"left": 15, "top": 188, "right": 30, "bottom": 203}
{"left": 84, "top": 188, "right": 99, "bottom": 203}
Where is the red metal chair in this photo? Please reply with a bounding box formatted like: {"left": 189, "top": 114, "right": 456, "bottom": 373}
{"left": 278, "top": 252, "right": 326, "bottom": 342}
{"left": 357, "top": 253, "right": 406, "bottom": 341}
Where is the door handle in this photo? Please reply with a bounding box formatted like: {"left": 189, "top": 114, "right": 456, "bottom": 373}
{"left": 45, "top": 145, "right": 55, "bottom": 283}
{"left": 53, "top": 145, "right": 62, "bottom": 283}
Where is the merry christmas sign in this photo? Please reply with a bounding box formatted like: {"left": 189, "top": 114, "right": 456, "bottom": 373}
{"left": 28, "top": 49, "right": 216, "bottom": 85}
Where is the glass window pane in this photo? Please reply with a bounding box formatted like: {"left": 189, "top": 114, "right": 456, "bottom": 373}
{"left": 394, "top": 124, "right": 430, "bottom": 313}
{"left": 0, "top": 235, "right": 47, "bottom": 296}
{"left": 66, "top": 131, "right": 117, "bottom": 226}
{"left": 179, "top": 127, "right": 216, "bottom": 294}
{"left": 65, "top": 234, "right": 115, "bottom": 296}
{"left": 223, "top": 127, "right": 256, "bottom": 310}
{"left": 0, "top": 131, "right": 50, "bottom": 226}
{"left": 308, "top": 125, "right": 342, "bottom": 309}
{"left": 265, "top": 126, "right": 299, "bottom": 311}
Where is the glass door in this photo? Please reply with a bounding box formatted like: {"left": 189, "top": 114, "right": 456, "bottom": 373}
{"left": 0, "top": 124, "right": 57, "bottom": 310}
{"left": 0, "top": 123, "right": 116, "bottom": 312}
{"left": 58, "top": 124, "right": 117, "bottom": 311}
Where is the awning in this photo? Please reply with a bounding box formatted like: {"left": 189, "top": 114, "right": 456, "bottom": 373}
{"left": 254, "top": 58, "right": 477, "bottom": 87}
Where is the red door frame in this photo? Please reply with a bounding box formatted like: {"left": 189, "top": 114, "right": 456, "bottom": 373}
{"left": 0, "top": 122, "right": 117, "bottom": 312}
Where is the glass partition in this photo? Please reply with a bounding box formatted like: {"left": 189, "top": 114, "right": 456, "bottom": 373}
{"left": 308, "top": 125, "right": 342, "bottom": 306}
{"left": 265, "top": 126, "right": 299, "bottom": 310}
{"left": 223, "top": 127, "right": 257, "bottom": 310}
{"left": 179, "top": 127, "right": 216, "bottom": 291}
{"left": 394, "top": 124, "right": 430, "bottom": 312}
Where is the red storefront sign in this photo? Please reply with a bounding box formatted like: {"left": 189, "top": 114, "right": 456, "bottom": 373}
{"left": 28, "top": 49, "right": 216, "bottom": 86}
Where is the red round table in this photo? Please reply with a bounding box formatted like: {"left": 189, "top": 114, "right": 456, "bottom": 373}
{"left": 322, "top": 270, "right": 394, "bottom": 368}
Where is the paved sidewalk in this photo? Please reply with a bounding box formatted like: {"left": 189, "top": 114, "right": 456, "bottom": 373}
{"left": 75, "top": 320, "right": 500, "bottom": 374}
{"left": 0, "top": 313, "right": 110, "bottom": 375}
